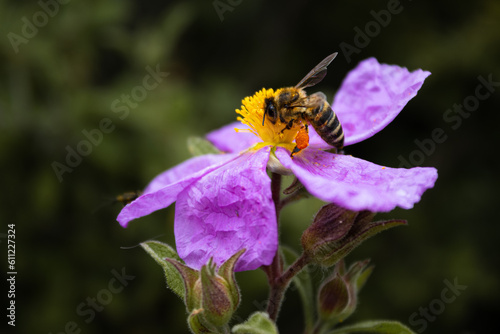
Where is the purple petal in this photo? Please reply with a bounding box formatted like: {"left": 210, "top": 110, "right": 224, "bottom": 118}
{"left": 206, "top": 122, "right": 260, "bottom": 153}
{"left": 276, "top": 147, "right": 437, "bottom": 212}
{"left": 174, "top": 147, "right": 276, "bottom": 272}
{"left": 144, "top": 154, "right": 237, "bottom": 194}
{"left": 117, "top": 153, "right": 238, "bottom": 227}
{"left": 333, "top": 58, "right": 431, "bottom": 146}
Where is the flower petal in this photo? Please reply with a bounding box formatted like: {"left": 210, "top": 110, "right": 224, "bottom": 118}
{"left": 144, "top": 154, "right": 237, "bottom": 194}
{"left": 206, "top": 122, "right": 260, "bottom": 153}
{"left": 117, "top": 153, "right": 238, "bottom": 227}
{"left": 333, "top": 58, "right": 431, "bottom": 146}
{"left": 276, "top": 147, "right": 437, "bottom": 212}
{"left": 174, "top": 147, "right": 277, "bottom": 272}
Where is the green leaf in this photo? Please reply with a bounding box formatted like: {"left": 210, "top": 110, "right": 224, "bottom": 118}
{"left": 280, "top": 246, "right": 315, "bottom": 333}
{"left": 140, "top": 240, "right": 185, "bottom": 299}
{"left": 232, "top": 312, "right": 279, "bottom": 334}
{"left": 187, "top": 136, "right": 221, "bottom": 156}
{"left": 326, "top": 320, "right": 416, "bottom": 334}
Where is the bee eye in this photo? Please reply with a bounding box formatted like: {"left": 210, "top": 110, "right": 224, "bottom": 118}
{"left": 267, "top": 104, "right": 277, "bottom": 118}
{"left": 264, "top": 98, "right": 277, "bottom": 124}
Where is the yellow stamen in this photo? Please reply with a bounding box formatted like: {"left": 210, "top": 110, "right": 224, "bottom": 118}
{"left": 235, "top": 88, "right": 302, "bottom": 152}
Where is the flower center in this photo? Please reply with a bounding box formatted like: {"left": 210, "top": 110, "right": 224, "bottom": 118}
{"left": 235, "top": 88, "right": 302, "bottom": 152}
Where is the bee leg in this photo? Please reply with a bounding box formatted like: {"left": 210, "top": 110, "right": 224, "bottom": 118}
{"left": 281, "top": 119, "right": 295, "bottom": 133}
{"left": 290, "top": 145, "right": 302, "bottom": 157}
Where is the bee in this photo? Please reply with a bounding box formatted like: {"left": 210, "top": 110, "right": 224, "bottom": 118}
{"left": 262, "top": 52, "right": 344, "bottom": 156}
{"left": 92, "top": 191, "right": 142, "bottom": 214}
{"left": 115, "top": 191, "right": 142, "bottom": 206}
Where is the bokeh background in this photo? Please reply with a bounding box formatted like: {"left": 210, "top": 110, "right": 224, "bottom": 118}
{"left": 1, "top": 0, "right": 499, "bottom": 333}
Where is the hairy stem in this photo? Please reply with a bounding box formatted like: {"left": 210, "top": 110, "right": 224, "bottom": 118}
{"left": 280, "top": 189, "right": 308, "bottom": 209}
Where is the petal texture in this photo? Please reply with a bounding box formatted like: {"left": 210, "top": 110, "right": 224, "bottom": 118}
{"left": 206, "top": 122, "right": 260, "bottom": 153}
{"left": 276, "top": 147, "right": 437, "bottom": 212}
{"left": 117, "top": 153, "right": 238, "bottom": 227}
{"left": 175, "top": 147, "right": 276, "bottom": 272}
{"left": 333, "top": 58, "right": 431, "bottom": 146}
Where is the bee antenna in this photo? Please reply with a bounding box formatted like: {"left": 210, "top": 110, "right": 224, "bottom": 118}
{"left": 262, "top": 112, "right": 266, "bottom": 126}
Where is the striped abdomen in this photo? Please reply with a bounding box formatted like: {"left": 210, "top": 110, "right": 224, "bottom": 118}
{"left": 307, "top": 102, "right": 344, "bottom": 150}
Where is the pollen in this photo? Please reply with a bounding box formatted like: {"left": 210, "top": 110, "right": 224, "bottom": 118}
{"left": 235, "top": 88, "right": 301, "bottom": 151}
{"left": 295, "top": 125, "right": 309, "bottom": 150}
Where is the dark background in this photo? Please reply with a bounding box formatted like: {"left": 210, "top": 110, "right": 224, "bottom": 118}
{"left": 1, "top": 0, "right": 499, "bottom": 333}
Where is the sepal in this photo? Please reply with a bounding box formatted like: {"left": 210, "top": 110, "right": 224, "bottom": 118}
{"left": 201, "top": 259, "right": 235, "bottom": 327}
{"left": 164, "top": 258, "right": 201, "bottom": 311}
{"left": 301, "top": 204, "right": 406, "bottom": 267}
{"left": 318, "top": 273, "right": 350, "bottom": 321}
{"left": 177, "top": 250, "right": 245, "bottom": 329}
{"left": 317, "top": 259, "right": 372, "bottom": 325}
{"left": 231, "top": 312, "right": 279, "bottom": 334}
{"left": 140, "top": 240, "right": 186, "bottom": 299}
{"left": 218, "top": 249, "right": 245, "bottom": 308}
{"left": 188, "top": 308, "right": 219, "bottom": 334}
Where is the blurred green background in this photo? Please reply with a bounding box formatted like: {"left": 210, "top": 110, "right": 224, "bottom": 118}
{"left": 1, "top": 0, "right": 499, "bottom": 333}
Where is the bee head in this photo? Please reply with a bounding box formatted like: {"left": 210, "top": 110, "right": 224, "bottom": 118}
{"left": 263, "top": 97, "right": 278, "bottom": 125}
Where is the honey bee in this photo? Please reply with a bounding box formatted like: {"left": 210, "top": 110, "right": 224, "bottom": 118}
{"left": 92, "top": 191, "right": 142, "bottom": 214}
{"left": 115, "top": 191, "right": 142, "bottom": 206}
{"left": 262, "top": 52, "right": 344, "bottom": 156}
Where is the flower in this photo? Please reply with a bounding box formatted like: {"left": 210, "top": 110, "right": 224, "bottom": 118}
{"left": 117, "top": 57, "right": 437, "bottom": 272}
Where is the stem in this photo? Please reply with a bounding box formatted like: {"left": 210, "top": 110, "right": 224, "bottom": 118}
{"left": 267, "top": 253, "right": 310, "bottom": 321}
{"left": 265, "top": 172, "right": 283, "bottom": 320}
{"left": 264, "top": 173, "right": 312, "bottom": 322}
{"left": 277, "top": 253, "right": 309, "bottom": 287}
{"left": 271, "top": 172, "right": 282, "bottom": 216}
{"left": 280, "top": 190, "right": 307, "bottom": 209}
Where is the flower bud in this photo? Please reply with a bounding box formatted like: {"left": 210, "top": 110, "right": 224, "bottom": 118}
{"left": 199, "top": 250, "right": 245, "bottom": 327}
{"left": 302, "top": 204, "right": 406, "bottom": 267}
{"left": 318, "top": 272, "right": 350, "bottom": 321}
{"left": 187, "top": 308, "right": 217, "bottom": 334}
{"left": 141, "top": 242, "right": 245, "bottom": 332}
{"left": 168, "top": 250, "right": 245, "bottom": 330}
{"left": 200, "top": 259, "right": 235, "bottom": 327}
{"left": 317, "top": 259, "right": 374, "bottom": 325}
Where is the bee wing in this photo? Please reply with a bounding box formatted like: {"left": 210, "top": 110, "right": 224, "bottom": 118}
{"left": 295, "top": 52, "right": 338, "bottom": 89}
{"left": 288, "top": 92, "right": 327, "bottom": 108}
{"left": 309, "top": 91, "right": 327, "bottom": 101}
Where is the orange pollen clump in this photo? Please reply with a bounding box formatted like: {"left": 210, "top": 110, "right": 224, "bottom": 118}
{"left": 295, "top": 125, "right": 310, "bottom": 150}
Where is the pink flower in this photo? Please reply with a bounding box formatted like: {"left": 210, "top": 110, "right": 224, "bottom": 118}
{"left": 117, "top": 58, "right": 437, "bottom": 272}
